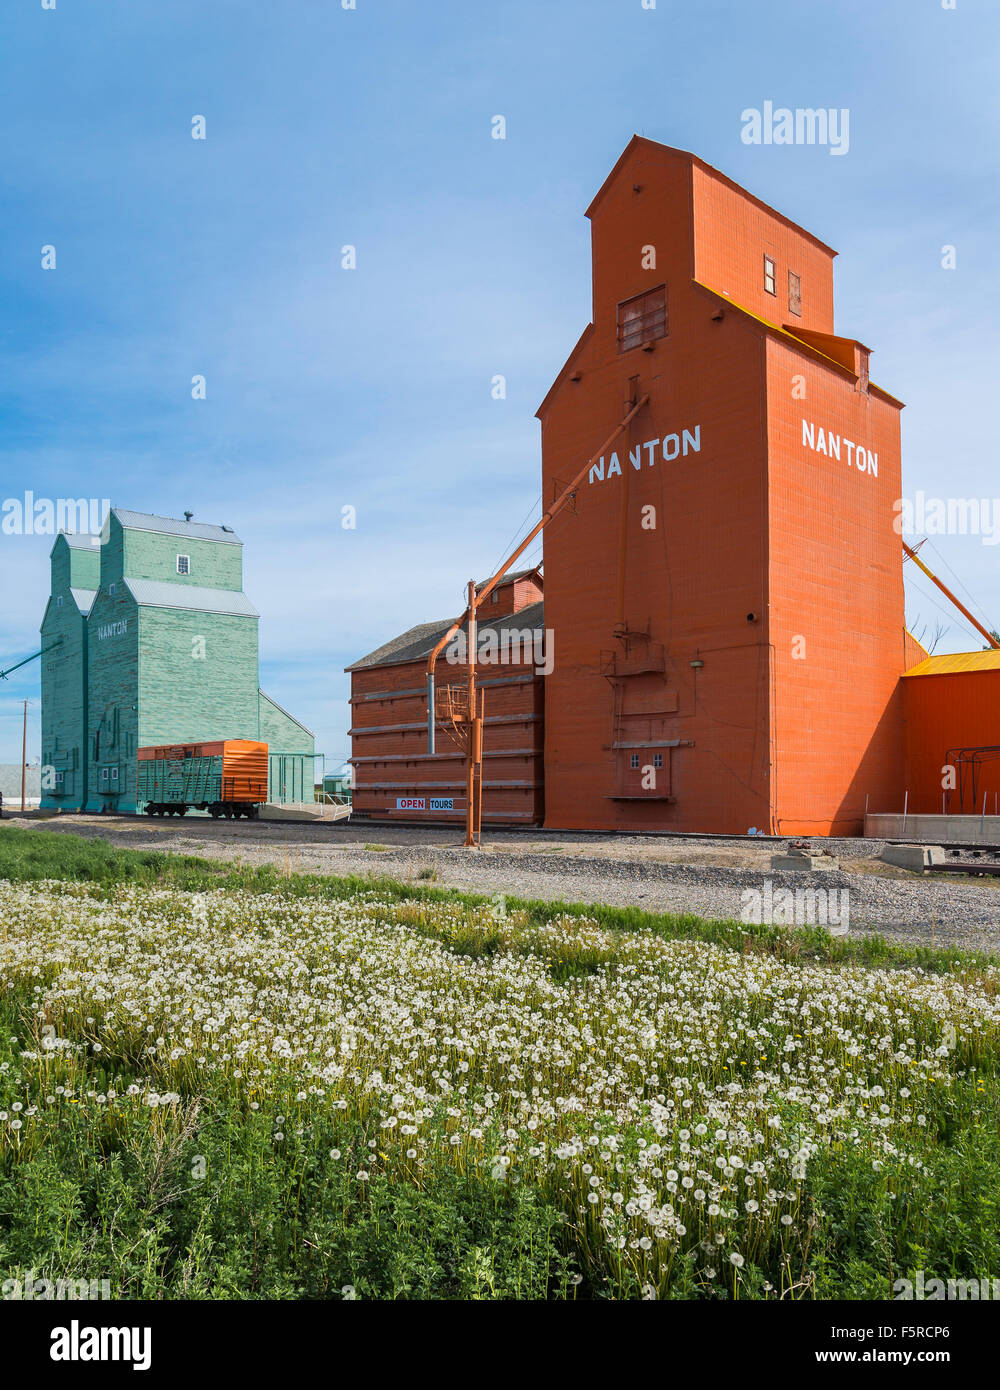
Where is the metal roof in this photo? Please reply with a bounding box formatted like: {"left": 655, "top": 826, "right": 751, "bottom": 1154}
{"left": 584, "top": 137, "right": 838, "bottom": 256}
{"left": 59, "top": 531, "right": 101, "bottom": 550}
{"left": 348, "top": 600, "right": 545, "bottom": 671}
{"left": 69, "top": 588, "right": 97, "bottom": 616}
{"left": 902, "top": 649, "right": 1000, "bottom": 678}
{"left": 111, "top": 509, "right": 242, "bottom": 544}
{"left": 124, "top": 578, "right": 258, "bottom": 617}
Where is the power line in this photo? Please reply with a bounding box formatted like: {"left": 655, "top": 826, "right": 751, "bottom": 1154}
{"left": 904, "top": 567, "right": 988, "bottom": 650}
{"left": 922, "top": 537, "right": 996, "bottom": 633}
{"left": 489, "top": 494, "right": 542, "bottom": 577}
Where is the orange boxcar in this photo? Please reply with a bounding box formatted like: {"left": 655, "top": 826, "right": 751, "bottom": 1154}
{"left": 138, "top": 739, "right": 269, "bottom": 814}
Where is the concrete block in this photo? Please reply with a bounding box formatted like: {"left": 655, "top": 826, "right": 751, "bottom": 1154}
{"left": 880, "top": 844, "right": 945, "bottom": 871}
{"left": 770, "top": 848, "right": 839, "bottom": 872}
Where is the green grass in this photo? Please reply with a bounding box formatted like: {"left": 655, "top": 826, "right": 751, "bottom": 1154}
{"left": 1, "top": 823, "right": 995, "bottom": 978}
{"left": 0, "top": 996, "right": 576, "bottom": 1300}
{"left": 2, "top": 823, "right": 1000, "bottom": 1301}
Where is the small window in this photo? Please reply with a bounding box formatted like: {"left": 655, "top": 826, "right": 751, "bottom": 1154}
{"left": 109, "top": 582, "right": 116, "bottom": 596}
{"left": 630, "top": 753, "right": 640, "bottom": 769}
{"left": 100, "top": 767, "right": 109, "bottom": 783}
{"left": 618, "top": 285, "right": 667, "bottom": 353}
{"left": 764, "top": 255, "right": 776, "bottom": 296}
{"left": 492, "top": 590, "right": 498, "bottom": 604}
{"left": 57, "top": 595, "right": 63, "bottom": 607}
{"left": 177, "top": 554, "right": 191, "bottom": 575}
{"left": 788, "top": 271, "right": 802, "bottom": 316}
{"left": 55, "top": 770, "right": 64, "bottom": 785}
{"left": 653, "top": 753, "right": 663, "bottom": 768}
{"left": 111, "top": 768, "right": 119, "bottom": 782}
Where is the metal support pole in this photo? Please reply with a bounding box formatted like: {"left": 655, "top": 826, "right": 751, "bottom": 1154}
{"left": 473, "top": 687, "right": 485, "bottom": 845}
{"left": 464, "top": 579, "right": 478, "bottom": 847}
{"left": 426, "top": 397, "right": 651, "bottom": 848}
{"left": 21, "top": 700, "right": 28, "bottom": 813}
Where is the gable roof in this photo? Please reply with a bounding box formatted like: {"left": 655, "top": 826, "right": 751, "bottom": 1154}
{"left": 475, "top": 565, "right": 543, "bottom": 589}
{"left": 347, "top": 600, "right": 545, "bottom": 671}
{"left": 123, "top": 578, "right": 258, "bottom": 617}
{"left": 58, "top": 531, "right": 101, "bottom": 551}
{"left": 585, "top": 136, "right": 837, "bottom": 256}
{"left": 111, "top": 509, "right": 242, "bottom": 544}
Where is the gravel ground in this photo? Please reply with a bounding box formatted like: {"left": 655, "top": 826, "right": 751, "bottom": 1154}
{"left": 10, "top": 813, "right": 1000, "bottom": 952}
{"left": 13, "top": 811, "right": 1000, "bottom": 956}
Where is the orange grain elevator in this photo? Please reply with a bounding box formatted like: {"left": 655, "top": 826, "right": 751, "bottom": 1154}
{"left": 538, "top": 138, "right": 912, "bottom": 836}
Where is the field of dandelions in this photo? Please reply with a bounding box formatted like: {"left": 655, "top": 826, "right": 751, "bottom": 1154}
{"left": 1, "top": 828, "right": 999, "bottom": 1299}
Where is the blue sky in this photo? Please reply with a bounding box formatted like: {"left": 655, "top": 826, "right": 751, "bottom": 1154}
{"left": 1, "top": 0, "right": 998, "bottom": 768}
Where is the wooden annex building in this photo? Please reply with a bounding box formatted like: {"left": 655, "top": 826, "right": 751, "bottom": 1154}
{"left": 347, "top": 569, "right": 545, "bottom": 825}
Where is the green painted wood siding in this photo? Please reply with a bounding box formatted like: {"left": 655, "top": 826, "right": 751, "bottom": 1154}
{"left": 257, "top": 691, "right": 313, "bottom": 752}
{"left": 258, "top": 690, "right": 315, "bottom": 804}
{"left": 50, "top": 534, "right": 100, "bottom": 595}
{"left": 137, "top": 754, "right": 224, "bottom": 805}
{"left": 40, "top": 588, "right": 90, "bottom": 809}
{"left": 102, "top": 514, "right": 244, "bottom": 591}
{"left": 86, "top": 584, "right": 140, "bottom": 811}
{"left": 138, "top": 609, "right": 260, "bottom": 747}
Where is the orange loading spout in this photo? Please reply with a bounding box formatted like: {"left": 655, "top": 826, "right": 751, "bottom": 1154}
{"left": 902, "top": 540, "right": 1000, "bottom": 651}
{"left": 426, "top": 395, "right": 650, "bottom": 847}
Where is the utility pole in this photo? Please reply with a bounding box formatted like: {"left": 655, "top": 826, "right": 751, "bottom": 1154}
{"left": 21, "top": 699, "right": 28, "bottom": 812}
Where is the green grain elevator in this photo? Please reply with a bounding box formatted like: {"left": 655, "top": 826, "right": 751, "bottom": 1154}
{"left": 41, "top": 509, "right": 314, "bottom": 813}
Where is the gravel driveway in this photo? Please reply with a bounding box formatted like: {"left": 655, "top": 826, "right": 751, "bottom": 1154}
{"left": 12, "top": 814, "right": 1000, "bottom": 953}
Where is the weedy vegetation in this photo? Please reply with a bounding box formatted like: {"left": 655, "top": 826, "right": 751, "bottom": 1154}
{"left": 1, "top": 824, "right": 998, "bottom": 1300}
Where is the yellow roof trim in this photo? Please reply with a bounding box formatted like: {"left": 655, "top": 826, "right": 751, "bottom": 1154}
{"left": 902, "top": 649, "right": 1000, "bottom": 678}
{"left": 690, "top": 281, "right": 904, "bottom": 408}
